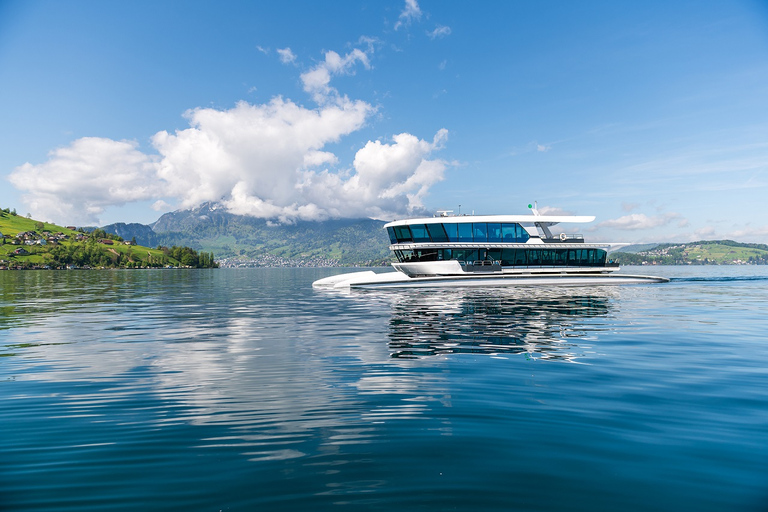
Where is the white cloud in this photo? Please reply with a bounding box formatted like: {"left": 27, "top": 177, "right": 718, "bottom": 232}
{"left": 152, "top": 200, "right": 171, "bottom": 211}
{"left": 536, "top": 144, "right": 550, "bottom": 152}
{"left": 300, "top": 49, "right": 371, "bottom": 103}
{"left": 152, "top": 97, "right": 373, "bottom": 218}
{"left": 277, "top": 47, "right": 296, "bottom": 64}
{"left": 694, "top": 226, "right": 716, "bottom": 237}
{"left": 537, "top": 206, "right": 572, "bottom": 216}
{"left": 8, "top": 137, "right": 162, "bottom": 225}
{"left": 598, "top": 212, "right": 684, "bottom": 230}
{"left": 731, "top": 225, "right": 768, "bottom": 239}
{"left": 427, "top": 25, "right": 451, "bottom": 39}
{"left": 11, "top": 100, "right": 449, "bottom": 225}
{"left": 10, "top": 39, "right": 451, "bottom": 226}
{"left": 394, "top": 0, "right": 421, "bottom": 30}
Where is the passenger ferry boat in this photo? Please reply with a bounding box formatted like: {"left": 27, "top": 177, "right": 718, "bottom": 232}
{"left": 313, "top": 205, "right": 669, "bottom": 289}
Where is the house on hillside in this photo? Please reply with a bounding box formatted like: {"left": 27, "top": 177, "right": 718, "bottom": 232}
{"left": 14, "top": 248, "right": 29, "bottom": 255}
{"left": 99, "top": 239, "right": 114, "bottom": 245}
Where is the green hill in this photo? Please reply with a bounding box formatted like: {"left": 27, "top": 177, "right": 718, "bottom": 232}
{"left": 612, "top": 240, "right": 768, "bottom": 265}
{"left": 0, "top": 208, "right": 216, "bottom": 269}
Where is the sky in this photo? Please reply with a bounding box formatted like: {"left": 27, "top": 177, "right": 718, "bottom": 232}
{"left": 1, "top": 0, "right": 767, "bottom": 243}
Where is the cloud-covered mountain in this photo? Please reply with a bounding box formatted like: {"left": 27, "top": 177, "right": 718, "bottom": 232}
{"left": 102, "top": 202, "right": 391, "bottom": 264}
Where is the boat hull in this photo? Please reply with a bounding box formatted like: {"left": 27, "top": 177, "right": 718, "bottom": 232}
{"left": 313, "top": 271, "right": 669, "bottom": 289}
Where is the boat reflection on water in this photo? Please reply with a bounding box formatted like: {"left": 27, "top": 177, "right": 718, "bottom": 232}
{"left": 361, "top": 287, "right": 616, "bottom": 361}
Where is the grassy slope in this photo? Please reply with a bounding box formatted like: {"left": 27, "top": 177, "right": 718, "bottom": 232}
{"left": 0, "top": 212, "right": 177, "bottom": 267}
{"left": 614, "top": 241, "right": 768, "bottom": 265}
{"left": 681, "top": 243, "right": 768, "bottom": 263}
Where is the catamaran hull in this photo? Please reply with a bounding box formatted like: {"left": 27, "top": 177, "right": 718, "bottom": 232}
{"left": 313, "top": 271, "right": 669, "bottom": 289}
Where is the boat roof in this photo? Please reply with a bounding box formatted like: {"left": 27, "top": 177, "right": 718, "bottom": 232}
{"left": 384, "top": 214, "right": 596, "bottom": 228}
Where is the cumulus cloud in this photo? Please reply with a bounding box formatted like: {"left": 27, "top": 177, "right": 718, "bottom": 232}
{"left": 277, "top": 47, "right": 296, "bottom": 64}
{"left": 11, "top": 100, "right": 448, "bottom": 225}
{"left": 427, "top": 25, "right": 451, "bottom": 39}
{"left": 394, "top": 0, "right": 421, "bottom": 30}
{"left": 9, "top": 137, "right": 162, "bottom": 224}
{"left": 598, "top": 212, "right": 684, "bottom": 230}
{"left": 10, "top": 38, "right": 451, "bottom": 226}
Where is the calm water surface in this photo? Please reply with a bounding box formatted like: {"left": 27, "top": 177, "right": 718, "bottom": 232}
{"left": 1, "top": 266, "right": 767, "bottom": 511}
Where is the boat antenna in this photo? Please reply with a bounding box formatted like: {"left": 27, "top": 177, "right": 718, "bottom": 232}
{"left": 458, "top": 204, "right": 461, "bottom": 215}
{"left": 528, "top": 201, "right": 540, "bottom": 216}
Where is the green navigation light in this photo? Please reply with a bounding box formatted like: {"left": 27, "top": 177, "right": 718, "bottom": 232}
{"left": 528, "top": 204, "right": 533, "bottom": 209}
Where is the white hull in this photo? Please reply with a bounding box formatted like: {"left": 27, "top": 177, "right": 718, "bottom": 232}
{"left": 313, "top": 270, "right": 669, "bottom": 289}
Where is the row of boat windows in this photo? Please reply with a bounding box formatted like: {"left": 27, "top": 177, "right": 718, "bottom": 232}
{"left": 395, "top": 248, "right": 608, "bottom": 267}
{"left": 387, "top": 222, "right": 531, "bottom": 244}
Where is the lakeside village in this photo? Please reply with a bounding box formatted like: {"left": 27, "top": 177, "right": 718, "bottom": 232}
{"left": 0, "top": 211, "right": 217, "bottom": 270}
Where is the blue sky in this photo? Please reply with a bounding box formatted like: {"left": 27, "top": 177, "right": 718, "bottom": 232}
{"left": 1, "top": 0, "right": 767, "bottom": 243}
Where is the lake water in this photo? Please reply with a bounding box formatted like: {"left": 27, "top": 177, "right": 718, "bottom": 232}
{"left": 1, "top": 266, "right": 767, "bottom": 511}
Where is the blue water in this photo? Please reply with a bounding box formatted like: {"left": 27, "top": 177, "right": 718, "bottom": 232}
{"left": 1, "top": 266, "right": 767, "bottom": 511}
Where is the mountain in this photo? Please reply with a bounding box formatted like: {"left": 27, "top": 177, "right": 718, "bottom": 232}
{"left": 102, "top": 202, "right": 392, "bottom": 266}
{"left": 98, "top": 222, "right": 160, "bottom": 247}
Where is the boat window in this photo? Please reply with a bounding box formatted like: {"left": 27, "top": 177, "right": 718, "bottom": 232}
{"left": 439, "top": 248, "right": 452, "bottom": 260}
{"left": 443, "top": 223, "right": 459, "bottom": 242}
{"left": 487, "top": 248, "right": 502, "bottom": 262}
{"left": 596, "top": 249, "right": 607, "bottom": 266}
{"left": 501, "top": 248, "right": 528, "bottom": 266}
{"left": 528, "top": 250, "right": 540, "bottom": 266}
{"left": 457, "top": 223, "right": 473, "bottom": 242}
{"left": 554, "top": 249, "right": 567, "bottom": 266}
{"left": 487, "top": 223, "right": 502, "bottom": 243}
{"left": 396, "top": 249, "right": 414, "bottom": 262}
{"left": 453, "top": 249, "right": 478, "bottom": 262}
{"left": 410, "top": 224, "right": 431, "bottom": 243}
{"left": 501, "top": 223, "right": 530, "bottom": 243}
{"left": 393, "top": 225, "right": 412, "bottom": 243}
{"left": 426, "top": 223, "right": 449, "bottom": 243}
{"left": 386, "top": 227, "right": 397, "bottom": 244}
{"left": 416, "top": 249, "right": 439, "bottom": 261}
{"left": 473, "top": 223, "right": 488, "bottom": 242}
